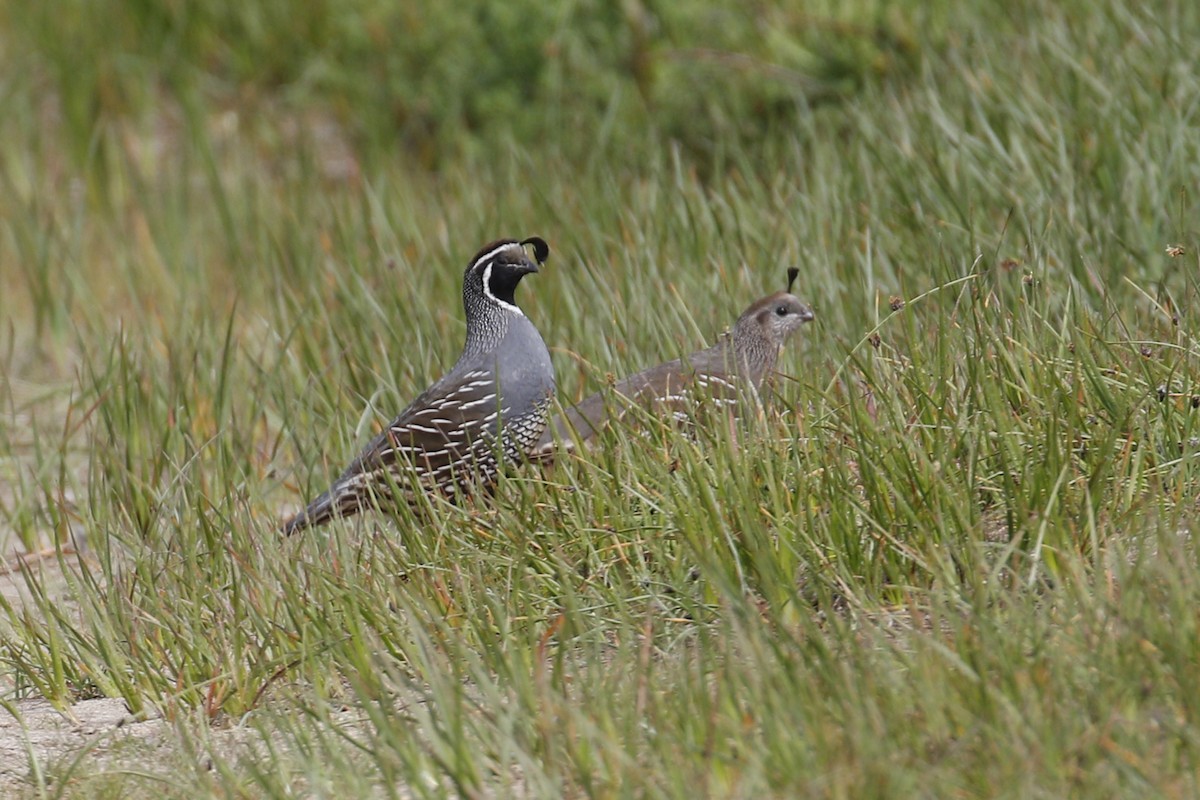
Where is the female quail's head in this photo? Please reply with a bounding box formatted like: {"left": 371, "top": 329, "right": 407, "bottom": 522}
{"left": 730, "top": 268, "right": 814, "bottom": 381}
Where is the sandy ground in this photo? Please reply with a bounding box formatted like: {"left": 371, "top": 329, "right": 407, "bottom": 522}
{"left": 0, "top": 537, "right": 189, "bottom": 795}
{"left": 0, "top": 697, "right": 169, "bottom": 791}
{"left": 0, "top": 556, "right": 399, "bottom": 797}
{"left": 0, "top": 549, "right": 173, "bottom": 793}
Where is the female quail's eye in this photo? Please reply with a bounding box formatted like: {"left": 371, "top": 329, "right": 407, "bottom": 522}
{"left": 775, "top": 305, "right": 788, "bottom": 316}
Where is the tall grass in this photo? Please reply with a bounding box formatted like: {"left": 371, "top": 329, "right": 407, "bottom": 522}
{"left": 1, "top": 0, "right": 1199, "bottom": 795}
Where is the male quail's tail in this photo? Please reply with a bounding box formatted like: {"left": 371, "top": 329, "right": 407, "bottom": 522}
{"left": 282, "top": 237, "right": 555, "bottom": 534}
{"left": 534, "top": 267, "right": 813, "bottom": 457}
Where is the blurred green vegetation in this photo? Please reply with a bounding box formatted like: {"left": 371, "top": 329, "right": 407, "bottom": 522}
{"left": 3, "top": 0, "right": 930, "bottom": 167}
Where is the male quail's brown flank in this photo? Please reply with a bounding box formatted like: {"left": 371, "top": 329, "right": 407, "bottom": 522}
{"left": 283, "top": 237, "right": 555, "bottom": 535}
{"left": 533, "top": 268, "right": 813, "bottom": 457}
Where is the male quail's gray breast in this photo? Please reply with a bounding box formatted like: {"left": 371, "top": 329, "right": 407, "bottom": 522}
{"left": 494, "top": 318, "right": 555, "bottom": 453}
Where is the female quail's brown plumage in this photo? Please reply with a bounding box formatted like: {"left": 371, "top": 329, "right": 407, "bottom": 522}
{"left": 283, "top": 237, "right": 555, "bottom": 535}
{"left": 533, "top": 269, "right": 813, "bottom": 457}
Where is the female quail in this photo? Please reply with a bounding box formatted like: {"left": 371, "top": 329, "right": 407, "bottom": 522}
{"left": 535, "top": 268, "right": 813, "bottom": 455}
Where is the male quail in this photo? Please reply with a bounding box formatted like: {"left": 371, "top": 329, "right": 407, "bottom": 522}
{"left": 533, "top": 268, "right": 813, "bottom": 457}
{"left": 283, "top": 237, "right": 555, "bottom": 535}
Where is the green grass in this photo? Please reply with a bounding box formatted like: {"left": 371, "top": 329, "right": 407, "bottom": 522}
{"left": 2, "top": 0, "right": 1200, "bottom": 796}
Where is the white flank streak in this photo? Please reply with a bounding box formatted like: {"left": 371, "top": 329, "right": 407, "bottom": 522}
{"left": 697, "top": 375, "right": 736, "bottom": 391}
{"left": 458, "top": 397, "right": 495, "bottom": 410}
{"left": 481, "top": 262, "right": 524, "bottom": 316}
{"left": 407, "top": 424, "right": 440, "bottom": 434}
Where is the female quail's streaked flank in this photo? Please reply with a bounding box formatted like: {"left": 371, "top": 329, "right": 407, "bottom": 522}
{"left": 534, "top": 268, "right": 813, "bottom": 457}
{"left": 283, "top": 237, "right": 555, "bottom": 535}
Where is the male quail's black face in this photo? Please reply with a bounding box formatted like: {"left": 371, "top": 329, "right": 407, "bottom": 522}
{"left": 466, "top": 237, "right": 548, "bottom": 309}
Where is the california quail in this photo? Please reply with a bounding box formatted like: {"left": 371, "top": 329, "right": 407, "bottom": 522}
{"left": 283, "top": 237, "right": 556, "bottom": 535}
{"left": 533, "top": 268, "right": 813, "bottom": 457}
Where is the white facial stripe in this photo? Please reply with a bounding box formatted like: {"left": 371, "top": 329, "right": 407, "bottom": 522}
{"left": 470, "top": 241, "right": 522, "bottom": 271}
{"left": 480, "top": 261, "right": 524, "bottom": 316}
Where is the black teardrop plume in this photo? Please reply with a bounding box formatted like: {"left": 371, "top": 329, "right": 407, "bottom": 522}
{"left": 521, "top": 236, "right": 550, "bottom": 265}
